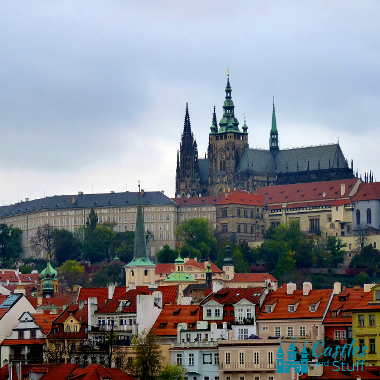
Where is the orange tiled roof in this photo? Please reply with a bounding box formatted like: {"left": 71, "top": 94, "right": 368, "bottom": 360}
{"left": 229, "top": 273, "right": 277, "bottom": 283}
{"left": 155, "top": 263, "right": 175, "bottom": 274}
{"left": 68, "top": 364, "right": 137, "bottom": 380}
{"left": 257, "top": 287, "right": 332, "bottom": 320}
{"left": 152, "top": 305, "right": 201, "bottom": 336}
{"left": 1, "top": 339, "right": 45, "bottom": 346}
{"left": 257, "top": 178, "right": 359, "bottom": 205}
{"left": 216, "top": 192, "right": 265, "bottom": 206}
{"left": 349, "top": 288, "right": 380, "bottom": 311}
{"left": 323, "top": 287, "right": 366, "bottom": 324}
{"left": 27, "top": 293, "right": 76, "bottom": 309}
{"left": 351, "top": 182, "right": 380, "bottom": 202}
{"left": 185, "top": 260, "right": 224, "bottom": 274}
{"left": 0, "top": 363, "right": 79, "bottom": 380}
{"left": 202, "top": 287, "right": 265, "bottom": 306}
{"left": 32, "top": 314, "right": 57, "bottom": 335}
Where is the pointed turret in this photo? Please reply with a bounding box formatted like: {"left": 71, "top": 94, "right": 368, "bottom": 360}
{"left": 41, "top": 257, "right": 58, "bottom": 297}
{"left": 242, "top": 116, "right": 248, "bottom": 134}
{"left": 270, "top": 98, "right": 279, "bottom": 156}
{"left": 183, "top": 102, "right": 192, "bottom": 136}
{"left": 219, "top": 74, "right": 240, "bottom": 133}
{"left": 126, "top": 187, "right": 154, "bottom": 266}
{"left": 210, "top": 106, "right": 218, "bottom": 134}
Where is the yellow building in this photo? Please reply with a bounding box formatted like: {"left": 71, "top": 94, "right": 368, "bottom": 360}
{"left": 351, "top": 284, "right": 380, "bottom": 365}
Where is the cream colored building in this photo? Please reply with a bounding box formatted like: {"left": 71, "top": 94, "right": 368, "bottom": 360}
{"left": 0, "top": 191, "right": 177, "bottom": 258}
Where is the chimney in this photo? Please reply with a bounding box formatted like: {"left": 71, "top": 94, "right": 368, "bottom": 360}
{"left": 72, "top": 196, "right": 76, "bottom": 204}
{"left": 341, "top": 183, "right": 346, "bottom": 196}
{"left": 87, "top": 297, "right": 98, "bottom": 330}
{"left": 287, "top": 283, "right": 296, "bottom": 295}
{"left": 303, "top": 282, "right": 312, "bottom": 296}
{"left": 334, "top": 282, "right": 342, "bottom": 295}
{"left": 79, "top": 300, "right": 86, "bottom": 309}
{"left": 37, "top": 296, "right": 43, "bottom": 306}
{"left": 141, "top": 189, "right": 145, "bottom": 196}
{"left": 25, "top": 198, "right": 29, "bottom": 202}
{"left": 108, "top": 284, "right": 115, "bottom": 300}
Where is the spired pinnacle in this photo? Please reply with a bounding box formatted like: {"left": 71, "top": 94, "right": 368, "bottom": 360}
{"left": 210, "top": 106, "right": 218, "bottom": 134}
{"left": 271, "top": 97, "right": 278, "bottom": 134}
{"left": 183, "top": 102, "right": 192, "bottom": 136}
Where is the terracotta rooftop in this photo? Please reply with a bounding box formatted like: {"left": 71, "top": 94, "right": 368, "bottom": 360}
{"left": 68, "top": 364, "right": 137, "bottom": 380}
{"left": 257, "top": 285, "right": 332, "bottom": 320}
{"left": 216, "top": 192, "right": 265, "bottom": 206}
{"left": 1, "top": 339, "right": 46, "bottom": 346}
{"left": 156, "top": 260, "right": 224, "bottom": 274}
{"left": 228, "top": 273, "right": 277, "bottom": 283}
{"left": 27, "top": 292, "right": 76, "bottom": 309}
{"left": 323, "top": 287, "right": 366, "bottom": 324}
{"left": 32, "top": 314, "right": 58, "bottom": 334}
{"left": 257, "top": 178, "right": 359, "bottom": 205}
{"left": 349, "top": 286, "right": 380, "bottom": 311}
{"left": 202, "top": 287, "right": 266, "bottom": 306}
{"left": 152, "top": 305, "right": 201, "bottom": 336}
{"left": 351, "top": 182, "right": 380, "bottom": 202}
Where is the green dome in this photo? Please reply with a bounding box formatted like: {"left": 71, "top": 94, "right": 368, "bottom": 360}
{"left": 41, "top": 261, "right": 58, "bottom": 281}
{"left": 175, "top": 253, "right": 185, "bottom": 265}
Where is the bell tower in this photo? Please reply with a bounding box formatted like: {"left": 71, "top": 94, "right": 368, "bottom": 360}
{"left": 208, "top": 74, "right": 248, "bottom": 195}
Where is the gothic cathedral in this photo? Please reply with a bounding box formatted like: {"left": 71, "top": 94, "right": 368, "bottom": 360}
{"left": 175, "top": 76, "right": 354, "bottom": 198}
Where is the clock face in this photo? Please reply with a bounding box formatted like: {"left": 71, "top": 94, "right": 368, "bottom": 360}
{"left": 221, "top": 154, "right": 226, "bottom": 160}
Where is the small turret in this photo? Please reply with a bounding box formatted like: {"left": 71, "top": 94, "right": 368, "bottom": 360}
{"left": 41, "top": 257, "right": 58, "bottom": 297}
{"left": 269, "top": 98, "right": 279, "bottom": 156}
{"left": 210, "top": 106, "right": 218, "bottom": 134}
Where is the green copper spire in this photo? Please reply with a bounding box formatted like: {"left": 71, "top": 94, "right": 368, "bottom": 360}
{"left": 223, "top": 245, "right": 234, "bottom": 266}
{"left": 126, "top": 185, "right": 154, "bottom": 267}
{"left": 210, "top": 106, "right": 218, "bottom": 134}
{"left": 41, "top": 256, "right": 57, "bottom": 296}
{"left": 270, "top": 97, "right": 279, "bottom": 156}
{"left": 242, "top": 116, "right": 248, "bottom": 134}
{"left": 218, "top": 74, "right": 240, "bottom": 133}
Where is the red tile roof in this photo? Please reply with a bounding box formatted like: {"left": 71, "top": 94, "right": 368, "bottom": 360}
{"left": 32, "top": 314, "right": 58, "bottom": 334}
{"left": 69, "top": 364, "right": 137, "bottom": 380}
{"left": 96, "top": 286, "right": 178, "bottom": 314}
{"left": 27, "top": 293, "right": 76, "bottom": 309}
{"left": 323, "top": 287, "right": 366, "bottom": 324}
{"left": 172, "top": 196, "right": 222, "bottom": 206}
{"left": 351, "top": 182, "right": 380, "bottom": 202}
{"left": 216, "top": 192, "right": 265, "bottom": 206}
{"left": 349, "top": 287, "right": 380, "bottom": 311}
{"left": 1, "top": 339, "right": 45, "bottom": 346}
{"left": 257, "top": 286, "right": 332, "bottom": 320}
{"left": 0, "top": 363, "right": 80, "bottom": 380}
{"left": 155, "top": 263, "right": 175, "bottom": 274}
{"left": 156, "top": 261, "right": 224, "bottom": 274}
{"left": 229, "top": 273, "right": 277, "bottom": 283}
{"left": 152, "top": 305, "right": 201, "bottom": 336}
{"left": 77, "top": 287, "right": 110, "bottom": 305}
{"left": 202, "top": 287, "right": 266, "bottom": 306}
{"left": 257, "top": 178, "right": 359, "bottom": 205}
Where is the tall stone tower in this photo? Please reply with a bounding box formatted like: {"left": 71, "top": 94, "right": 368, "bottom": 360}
{"left": 269, "top": 98, "right": 279, "bottom": 157}
{"left": 208, "top": 75, "right": 248, "bottom": 195}
{"left": 175, "top": 103, "right": 202, "bottom": 197}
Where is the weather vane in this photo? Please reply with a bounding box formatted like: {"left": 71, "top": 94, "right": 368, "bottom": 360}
{"left": 227, "top": 68, "right": 229, "bottom": 76}
{"left": 138, "top": 180, "right": 141, "bottom": 192}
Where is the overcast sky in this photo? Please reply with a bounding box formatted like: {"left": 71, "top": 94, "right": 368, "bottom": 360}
{"left": 0, "top": 1, "right": 379, "bottom": 205}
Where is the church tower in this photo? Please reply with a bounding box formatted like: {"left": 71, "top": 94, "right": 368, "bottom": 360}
{"left": 208, "top": 75, "right": 248, "bottom": 195}
{"left": 41, "top": 257, "right": 58, "bottom": 297}
{"left": 125, "top": 186, "right": 156, "bottom": 287}
{"left": 175, "top": 103, "right": 202, "bottom": 197}
{"left": 269, "top": 98, "right": 279, "bottom": 157}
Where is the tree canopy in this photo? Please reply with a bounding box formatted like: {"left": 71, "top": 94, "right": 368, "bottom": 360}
{"left": 0, "top": 224, "right": 23, "bottom": 261}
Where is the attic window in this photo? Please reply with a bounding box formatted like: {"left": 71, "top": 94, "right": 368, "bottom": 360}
{"left": 173, "top": 308, "right": 182, "bottom": 316}
{"left": 159, "top": 322, "right": 168, "bottom": 329}
{"left": 188, "top": 323, "right": 196, "bottom": 328}
{"left": 173, "top": 323, "right": 178, "bottom": 328}
{"left": 288, "top": 305, "right": 295, "bottom": 312}
{"left": 266, "top": 305, "right": 273, "bottom": 313}
{"left": 313, "top": 188, "right": 317, "bottom": 191}
{"left": 309, "top": 304, "right": 317, "bottom": 312}
{"left": 190, "top": 309, "right": 199, "bottom": 316}
{"left": 297, "top": 190, "right": 300, "bottom": 192}
{"left": 330, "top": 311, "right": 337, "bottom": 318}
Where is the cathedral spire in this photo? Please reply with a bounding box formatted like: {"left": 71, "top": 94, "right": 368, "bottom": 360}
{"left": 210, "top": 106, "right": 218, "bottom": 134}
{"left": 183, "top": 102, "right": 192, "bottom": 136}
{"left": 219, "top": 74, "right": 239, "bottom": 133}
{"left": 126, "top": 185, "right": 154, "bottom": 266}
{"left": 270, "top": 97, "right": 279, "bottom": 156}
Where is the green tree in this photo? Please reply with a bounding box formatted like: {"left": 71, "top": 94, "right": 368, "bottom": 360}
{"left": 231, "top": 245, "right": 250, "bottom": 273}
{"left": 127, "top": 332, "right": 163, "bottom": 380}
{"left": 53, "top": 229, "right": 82, "bottom": 265}
{"left": 0, "top": 224, "right": 23, "bottom": 260}
{"left": 326, "top": 236, "right": 346, "bottom": 268}
{"left": 354, "top": 272, "right": 372, "bottom": 285}
{"left": 91, "top": 261, "right": 124, "bottom": 286}
{"left": 112, "top": 231, "right": 135, "bottom": 262}
{"left": 156, "top": 244, "right": 178, "bottom": 263}
{"left": 86, "top": 207, "right": 98, "bottom": 230}
{"left": 61, "top": 260, "right": 87, "bottom": 287}
{"left": 175, "top": 218, "right": 217, "bottom": 261}
{"left": 350, "top": 244, "right": 380, "bottom": 269}
{"left": 275, "top": 250, "right": 296, "bottom": 278}
{"left": 157, "top": 364, "right": 186, "bottom": 380}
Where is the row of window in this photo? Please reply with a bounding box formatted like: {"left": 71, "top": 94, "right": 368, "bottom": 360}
{"left": 224, "top": 351, "right": 274, "bottom": 366}
{"left": 356, "top": 208, "right": 372, "bottom": 225}
{"left": 98, "top": 317, "right": 136, "bottom": 326}
{"left": 177, "top": 352, "right": 219, "bottom": 366}
{"left": 358, "top": 314, "right": 376, "bottom": 327}
{"left": 18, "top": 330, "right": 37, "bottom": 339}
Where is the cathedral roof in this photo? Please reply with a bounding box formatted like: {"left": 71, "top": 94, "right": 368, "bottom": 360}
{"left": 237, "top": 143, "right": 349, "bottom": 174}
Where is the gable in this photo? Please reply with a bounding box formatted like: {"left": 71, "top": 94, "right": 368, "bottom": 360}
{"left": 234, "top": 298, "right": 255, "bottom": 307}
{"left": 203, "top": 299, "right": 222, "bottom": 307}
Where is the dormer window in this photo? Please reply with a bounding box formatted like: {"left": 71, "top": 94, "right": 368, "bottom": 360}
{"left": 375, "top": 291, "right": 380, "bottom": 301}
{"left": 266, "top": 306, "right": 273, "bottom": 313}
{"left": 310, "top": 305, "right": 316, "bottom": 312}
{"left": 330, "top": 311, "right": 337, "bottom": 318}
{"left": 288, "top": 305, "right": 295, "bottom": 312}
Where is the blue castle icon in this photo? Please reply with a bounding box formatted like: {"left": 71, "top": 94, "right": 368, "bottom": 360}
{"left": 277, "top": 340, "right": 308, "bottom": 374}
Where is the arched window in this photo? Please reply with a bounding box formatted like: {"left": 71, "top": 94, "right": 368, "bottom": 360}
{"left": 367, "top": 208, "right": 372, "bottom": 224}
{"left": 144, "top": 270, "right": 148, "bottom": 276}
{"left": 356, "top": 209, "right": 361, "bottom": 225}
{"left": 131, "top": 270, "right": 134, "bottom": 277}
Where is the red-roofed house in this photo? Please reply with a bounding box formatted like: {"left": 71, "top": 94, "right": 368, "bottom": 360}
{"left": 226, "top": 273, "right": 278, "bottom": 290}
{"left": 257, "top": 178, "right": 361, "bottom": 237}
{"left": 216, "top": 191, "right": 268, "bottom": 243}
{"left": 257, "top": 282, "right": 333, "bottom": 345}
{"left": 0, "top": 312, "right": 56, "bottom": 364}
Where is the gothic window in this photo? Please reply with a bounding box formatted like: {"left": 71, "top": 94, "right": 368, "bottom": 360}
{"left": 356, "top": 209, "right": 361, "bottom": 225}
{"left": 367, "top": 208, "right": 372, "bottom": 224}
